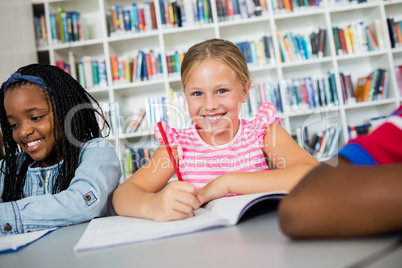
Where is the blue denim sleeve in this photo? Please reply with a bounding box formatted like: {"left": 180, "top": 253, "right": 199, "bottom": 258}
{"left": 0, "top": 138, "right": 122, "bottom": 236}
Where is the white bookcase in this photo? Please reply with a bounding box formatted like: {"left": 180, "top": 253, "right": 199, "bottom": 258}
{"left": 32, "top": 0, "right": 402, "bottom": 171}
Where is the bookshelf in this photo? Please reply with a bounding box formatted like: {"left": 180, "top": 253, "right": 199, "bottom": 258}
{"left": 32, "top": 0, "right": 402, "bottom": 177}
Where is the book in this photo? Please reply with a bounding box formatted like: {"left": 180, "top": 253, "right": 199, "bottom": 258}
{"left": 73, "top": 191, "right": 287, "bottom": 252}
{"left": 0, "top": 228, "right": 57, "bottom": 253}
{"left": 355, "top": 75, "right": 372, "bottom": 102}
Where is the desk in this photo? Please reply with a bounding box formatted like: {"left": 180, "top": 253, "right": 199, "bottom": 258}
{"left": 0, "top": 211, "right": 400, "bottom": 268}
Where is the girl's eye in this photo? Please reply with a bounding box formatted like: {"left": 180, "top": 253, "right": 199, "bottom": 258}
{"left": 9, "top": 123, "right": 17, "bottom": 130}
{"left": 217, "top": 89, "right": 227, "bottom": 94}
{"left": 192, "top": 91, "right": 202, "bottom": 97}
{"left": 31, "top": 116, "right": 43, "bottom": 121}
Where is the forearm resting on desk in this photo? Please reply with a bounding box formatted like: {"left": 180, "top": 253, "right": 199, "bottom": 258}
{"left": 278, "top": 159, "right": 402, "bottom": 238}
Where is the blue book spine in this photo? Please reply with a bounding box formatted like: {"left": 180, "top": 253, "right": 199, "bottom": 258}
{"left": 159, "top": 0, "right": 165, "bottom": 25}
{"left": 197, "top": 0, "right": 204, "bottom": 22}
{"left": 158, "top": 53, "right": 163, "bottom": 74}
{"left": 61, "top": 13, "right": 69, "bottom": 43}
{"left": 305, "top": 77, "right": 316, "bottom": 108}
{"left": 174, "top": 51, "right": 180, "bottom": 73}
{"left": 250, "top": 42, "right": 258, "bottom": 66}
{"left": 132, "top": 3, "right": 139, "bottom": 31}
{"left": 98, "top": 60, "right": 107, "bottom": 87}
{"left": 123, "top": 9, "right": 132, "bottom": 31}
{"left": 142, "top": 53, "right": 148, "bottom": 81}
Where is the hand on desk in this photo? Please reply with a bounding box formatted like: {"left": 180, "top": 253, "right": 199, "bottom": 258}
{"left": 196, "top": 175, "right": 230, "bottom": 205}
{"left": 147, "top": 181, "right": 202, "bottom": 221}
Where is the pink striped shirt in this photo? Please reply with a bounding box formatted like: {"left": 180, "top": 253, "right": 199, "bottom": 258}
{"left": 155, "top": 102, "right": 279, "bottom": 190}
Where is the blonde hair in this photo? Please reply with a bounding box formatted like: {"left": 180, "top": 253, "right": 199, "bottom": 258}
{"left": 181, "top": 39, "right": 250, "bottom": 89}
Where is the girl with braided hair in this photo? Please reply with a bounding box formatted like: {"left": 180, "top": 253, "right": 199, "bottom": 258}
{"left": 0, "top": 64, "right": 121, "bottom": 236}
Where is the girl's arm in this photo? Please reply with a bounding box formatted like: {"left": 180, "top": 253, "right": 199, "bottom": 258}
{"left": 197, "top": 123, "right": 319, "bottom": 203}
{"left": 278, "top": 158, "right": 402, "bottom": 238}
{"left": 0, "top": 138, "right": 121, "bottom": 236}
{"left": 112, "top": 145, "right": 201, "bottom": 221}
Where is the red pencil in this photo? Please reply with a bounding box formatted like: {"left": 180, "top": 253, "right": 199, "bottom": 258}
{"left": 157, "top": 122, "right": 183, "bottom": 181}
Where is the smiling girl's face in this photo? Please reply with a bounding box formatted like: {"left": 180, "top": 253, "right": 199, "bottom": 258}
{"left": 183, "top": 59, "right": 250, "bottom": 145}
{"left": 4, "top": 83, "right": 62, "bottom": 167}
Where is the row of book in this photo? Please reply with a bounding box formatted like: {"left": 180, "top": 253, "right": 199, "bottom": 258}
{"left": 236, "top": 34, "right": 276, "bottom": 67}
{"left": 327, "top": 0, "right": 368, "bottom": 7}
{"left": 215, "top": 0, "right": 268, "bottom": 22}
{"left": 166, "top": 51, "right": 185, "bottom": 77}
{"left": 50, "top": 7, "right": 85, "bottom": 45}
{"left": 332, "top": 20, "right": 384, "bottom": 56}
{"left": 244, "top": 81, "right": 283, "bottom": 119}
{"left": 283, "top": 72, "right": 339, "bottom": 112}
{"left": 158, "top": 0, "right": 213, "bottom": 29}
{"left": 110, "top": 50, "right": 163, "bottom": 84}
{"left": 395, "top": 65, "right": 402, "bottom": 95}
{"left": 55, "top": 54, "right": 107, "bottom": 90}
{"left": 34, "top": 14, "right": 47, "bottom": 47}
{"left": 277, "top": 27, "right": 326, "bottom": 63}
{"left": 355, "top": 68, "right": 390, "bottom": 102}
{"left": 292, "top": 126, "right": 342, "bottom": 158}
{"left": 123, "top": 147, "right": 154, "bottom": 176}
{"left": 106, "top": 3, "right": 158, "bottom": 37}
{"left": 387, "top": 17, "right": 402, "bottom": 49}
{"left": 272, "top": 0, "right": 322, "bottom": 14}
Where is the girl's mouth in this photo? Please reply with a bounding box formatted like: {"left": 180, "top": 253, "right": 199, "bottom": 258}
{"left": 25, "top": 139, "right": 43, "bottom": 152}
{"left": 202, "top": 113, "right": 226, "bottom": 122}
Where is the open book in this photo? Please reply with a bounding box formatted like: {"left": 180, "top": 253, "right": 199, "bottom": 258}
{"left": 74, "top": 191, "right": 286, "bottom": 253}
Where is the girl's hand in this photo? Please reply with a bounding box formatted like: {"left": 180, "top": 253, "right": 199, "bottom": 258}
{"left": 196, "top": 175, "right": 230, "bottom": 205}
{"left": 146, "top": 181, "right": 201, "bottom": 221}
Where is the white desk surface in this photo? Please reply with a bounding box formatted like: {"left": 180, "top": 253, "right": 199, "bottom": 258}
{"left": 1, "top": 211, "right": 401, "bottom": 268}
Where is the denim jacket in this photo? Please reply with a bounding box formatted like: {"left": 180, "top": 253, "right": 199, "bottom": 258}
{"left": 0, "top": 138, "right": 122, "bottom": 236}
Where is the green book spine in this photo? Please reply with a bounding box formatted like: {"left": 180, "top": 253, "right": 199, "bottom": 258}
{"left": 57, "top": 6, "right": 65, "bottom": 43}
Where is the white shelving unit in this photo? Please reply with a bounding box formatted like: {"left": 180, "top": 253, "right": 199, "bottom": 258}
{"left": 32, "top": 0, "right": 402, "bottom": 168}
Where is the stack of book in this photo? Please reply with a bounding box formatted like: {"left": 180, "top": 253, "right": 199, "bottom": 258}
{"left": 106, "top": 3, "right": 158, "bottom": 37}
{"left": 110, "top": 50, "right": 163, "bottom": 84}
{"left": 158, "top": 0, "right": 213, "bottom": 29}
{"left": 236, "top": 34, "right": 276, "bottom": 66}
{"left": 348, "top": 123, "right": 371, "bottom": 139}
{"left": 166, "top": 51, "right": 186, "bottom": 77}
{"left": 282, "top": 72, "right": 339, "bottom": 112}
{"left": 168, "top": 89, "right": 191, "bottom": 129}
{"left": 49, "top": 7, "right": 85, "bottom": 45}
{"left": 273, "top": 0, "right": 323, "bottom": 14}
{"left": 96, "top": 102, "right": 114, "bottom": 136}
{"left": 123, "top": 147, "right": 154, "bottom": 176}
{"left": 307, "top": 127, "right": 342, "bottom": 159}
{"left": 332, "top": 20, "right": 384, "bottom": 56}
{"left": 33, "top": 14, "right": 47, "bottom": 47}
{"left": 386, "top": 17, "right": 402, "bottom": 49}
{"left": 144, "top": 96, "right": 169, "bottom": 130}
{"left": 327, "top": 0, "right": 368, "bottom": 7}
{"left": 355, "top": 68, "right": 389, "bottom": 102}
{"left": 215, "top": 0, "right": 268, "bottom": 21}
{"left": 277, "top": 27, "right": 326, "bottom": 63}
{"left": 243, "top": 82, "right": 283, "bottom": 119}
{"left": 55, "top": 54, "right": 107, "bottom": 90}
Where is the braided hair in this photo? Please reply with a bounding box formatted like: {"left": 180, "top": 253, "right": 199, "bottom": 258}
{"left": 0, "top": 64, "right": 110, "bottom": 202}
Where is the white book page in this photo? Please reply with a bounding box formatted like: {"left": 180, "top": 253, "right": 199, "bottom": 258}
{"left": 74, "top": 208, "right": 230, "bottom": 253}
{"left": 203, "top": 191, "right": 287, "bottom": 225}
{"left": 0, "top": 228, "right": 57, "bottom": 253}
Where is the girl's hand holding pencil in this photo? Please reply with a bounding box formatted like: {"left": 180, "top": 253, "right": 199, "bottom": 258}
{"left": 146, "top": 181, "right": 201, "bottom": 221}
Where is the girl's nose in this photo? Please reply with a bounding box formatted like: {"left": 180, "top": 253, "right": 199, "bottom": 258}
{"left": 204, "top": 96, "right": 218, "bottom": 111}
{"left": 19, "top": 124, "right": 34, "bottom": 138}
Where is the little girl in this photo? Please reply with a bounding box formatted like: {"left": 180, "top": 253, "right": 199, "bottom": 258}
{"left": 0, "top": 64, "right": 121, "bottom": 236}
{"left": 113, "top": 39, "right": 318, "bottom": 221}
